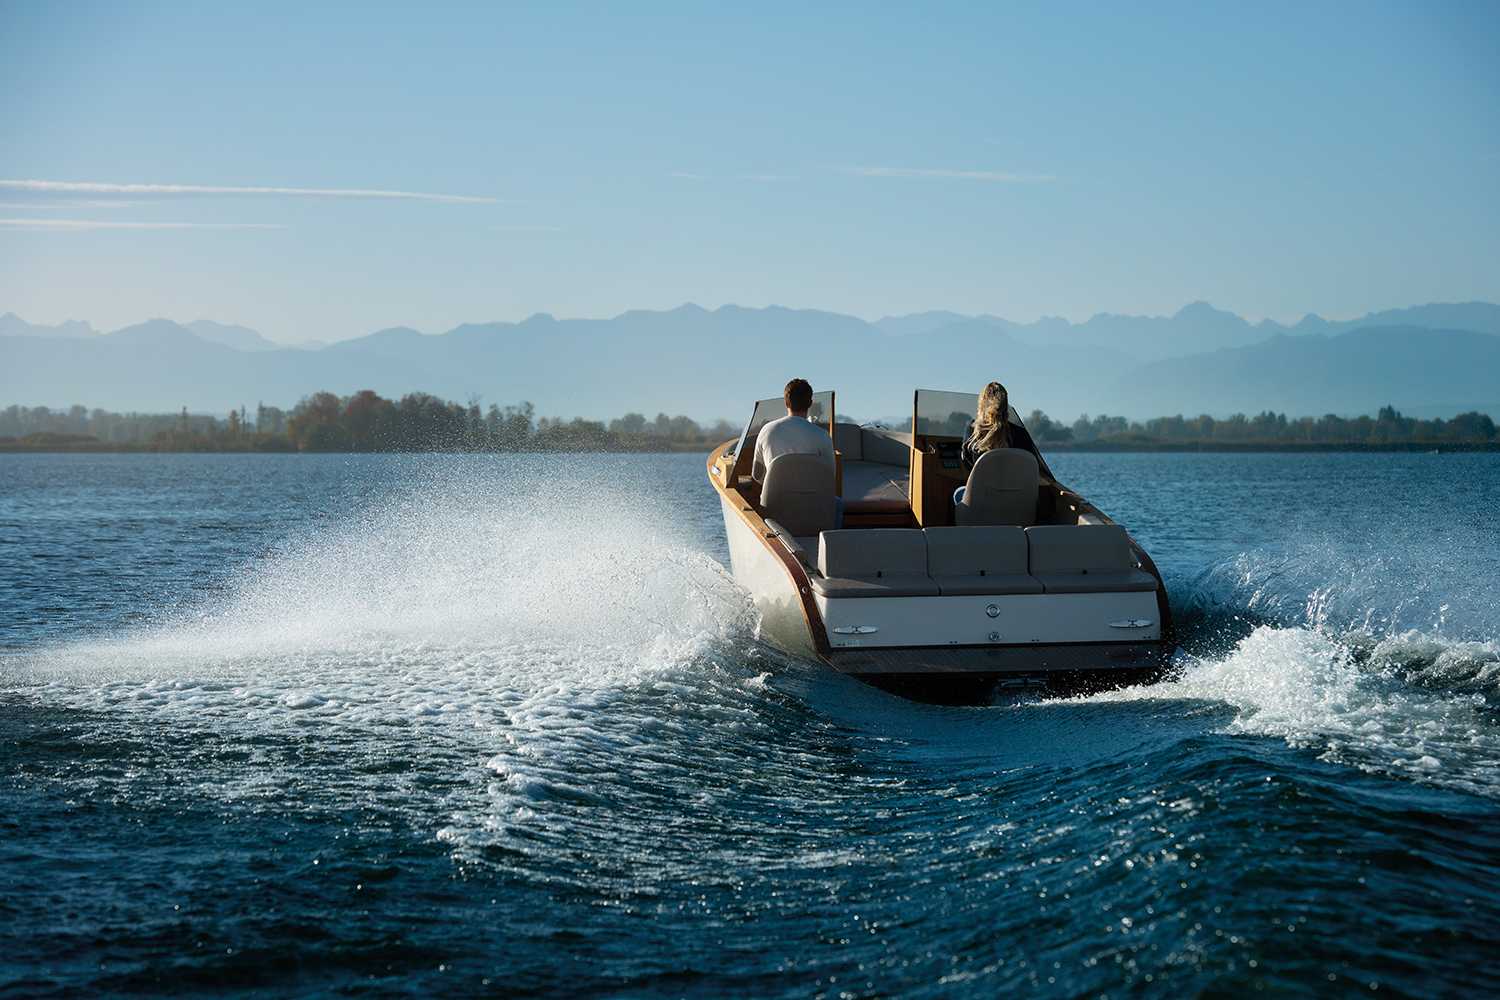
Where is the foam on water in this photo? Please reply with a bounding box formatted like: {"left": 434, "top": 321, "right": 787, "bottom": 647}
{"left": 1077, "top": 537, "right": 1500, "bottom": 797}
{"left": 1182, "top": 531, "right": 1499, "bottom": 643}
{"left": 2, "top": 461, "right": 806, "bottom": 879}
{"left": 7, "top": 454, "right": 1498, "bottom": 811}
{"left": 3, "top": 459, "right": 762, "bottom": 729}
{"left": 5, "top": 452, "right": 1500, "bottom": 995}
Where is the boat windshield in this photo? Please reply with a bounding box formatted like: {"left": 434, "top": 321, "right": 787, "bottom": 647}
{"left": 730, "top": 390, "right": 834, "bottom": 472}
{"left": 913, "top": 389, "right": 1025, "bottom": 438}
{"left": 913, "top": 389, "right": 978, "bottom": 438}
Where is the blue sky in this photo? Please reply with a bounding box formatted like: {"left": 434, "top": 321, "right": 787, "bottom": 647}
{"left": 2, "top": 1, "right": 1497, "bottom": 343}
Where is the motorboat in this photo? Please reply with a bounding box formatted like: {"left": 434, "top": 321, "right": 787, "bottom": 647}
{"left": 707, "top": 389, "right": 1175, "bottom": 702}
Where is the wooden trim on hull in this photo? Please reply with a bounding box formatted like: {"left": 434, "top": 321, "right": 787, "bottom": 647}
{"left": 707, "top": 440, "right": 832, "bottom": 656}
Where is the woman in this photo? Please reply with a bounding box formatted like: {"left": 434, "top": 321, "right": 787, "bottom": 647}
{"left": 954, "top": 381, "right": 1017, "bottom": 506}
{"left": 961, "top": 381, "right": 1011, "bottom": 472}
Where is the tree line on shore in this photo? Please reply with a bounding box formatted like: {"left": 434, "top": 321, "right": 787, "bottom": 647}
{"left": 1, "top": 393, "right": 1496, "bottom": 452}
{"left": 0, "top": 392, "right": 739, "bottom": 452}
{"left": 1025, "top": 406, "right": 1498, "bottom": 447}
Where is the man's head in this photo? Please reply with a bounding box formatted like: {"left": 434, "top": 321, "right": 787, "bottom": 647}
{"left": 784, "top": 378, "right": 814, "bottom": 416}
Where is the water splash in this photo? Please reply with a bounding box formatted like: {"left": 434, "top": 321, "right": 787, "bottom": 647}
{"left": 1080, "top": 536, "right": 1500, "bottom": 797}
{"left": 4, "top": 459, "right": 759, "bottom": 718}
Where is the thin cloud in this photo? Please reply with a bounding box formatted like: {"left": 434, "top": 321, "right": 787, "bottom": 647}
{"left": 844, "top": 166, "right": 1054, "bottom": 183}
{"left": 490, "top": 224, "right": 564, "bottom": 233}
{"left": 669, "top": 171, "right": 792, "bottom": 182}
{"left": 0, "top": 218, "right": 285, "bottom": 231}
{"left": 0, "top": 179, "right": 499, "bottom": 204}
{"left": 0, "top": 199, "right": 144, "bottom": 209}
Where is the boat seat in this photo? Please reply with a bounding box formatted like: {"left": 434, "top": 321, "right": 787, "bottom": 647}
{"left": 760, "top": 453, "right": 839, "bottom": 537}
{"left": 810, "top": 528, "right": 939, "bottom": 599}
{"left": 841, "top": 460, "right": 910, "bottom": 515}
{"left": 923, "top": 526, "right": 1044, "bottom": 595}
{"left": 834, "top": 422, "right": 863, "bottom": 461}
{"left": 860, "top": 427, "right": 913, "bottom": 466}
{"left": 955, "top": 448, "right": 1039, "bottom": 526}
{"left": 1025, "top": 525, "right": 1157, "bottom": 593}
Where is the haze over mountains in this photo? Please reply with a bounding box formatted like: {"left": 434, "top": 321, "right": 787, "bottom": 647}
{"left": 3, "top": 302, "right": 1498, "bottom": 423}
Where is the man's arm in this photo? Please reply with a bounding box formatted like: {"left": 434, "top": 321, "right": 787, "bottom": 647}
{"left": 751, "top": 434, "right": 768, "bottom": 483}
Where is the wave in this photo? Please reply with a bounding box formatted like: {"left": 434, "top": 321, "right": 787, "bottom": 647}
{"left": 1, "top": 459, "right": 764, "bottom": 720}
{"left": 1177, "top": 531, "right": 1498, "bottom": 643}
{"left": 1075, "top": 536, "right": 1500, "bottom": 797}
{"left": 7, "top": 458, "right": 1497, "bottom": 809}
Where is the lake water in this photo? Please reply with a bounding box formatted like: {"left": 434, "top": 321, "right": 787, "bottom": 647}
{"left": 2, "top": 451, "right": 1498, "bottom": 996}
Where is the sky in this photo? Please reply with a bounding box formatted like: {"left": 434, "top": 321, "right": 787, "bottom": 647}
{"left": 1, "top": 1, "right": 1497, "bottom": 344}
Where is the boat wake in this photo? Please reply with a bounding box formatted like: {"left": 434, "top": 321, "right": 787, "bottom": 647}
{"left": 3, "top": 462, "right": 769, "bottom": 728}
{"left": 6, "top": 455, "right": 1500, "bottom": 996}
{"left": 6, "top": 462, "right": 1497, "bottom": 811}
{"left": 1074, "top": 541, "right": 1500, "bottom": 798}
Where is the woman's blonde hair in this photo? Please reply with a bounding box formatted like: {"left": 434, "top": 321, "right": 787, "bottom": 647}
{"left": 967, "top": 381, "right": 1010, "bottom": 452}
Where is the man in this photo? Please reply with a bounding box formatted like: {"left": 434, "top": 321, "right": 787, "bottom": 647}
{"left": 752, "top": 377, "right": 835, "bottom": 482}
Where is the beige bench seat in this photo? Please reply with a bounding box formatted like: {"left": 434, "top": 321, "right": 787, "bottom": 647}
{"left": 1026, "top": 525, "right": 1157, "bottom": 594}
{"left": 924, "top": 526, "right": 1044, "bottom": 595}
{"left": 810, "top": 528, "right": 939, "bottom": 598}
{"left": 809, "top": 574, "right": 940, "bottom": 598}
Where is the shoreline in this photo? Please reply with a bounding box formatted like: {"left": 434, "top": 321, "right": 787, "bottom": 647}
{"left": 3, "top": 441, "right": 1498, "bottom": 456}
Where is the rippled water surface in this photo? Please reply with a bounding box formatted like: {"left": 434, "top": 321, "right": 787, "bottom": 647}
{"left": 3, "top": 451, "right": 1498, "bottom": 997}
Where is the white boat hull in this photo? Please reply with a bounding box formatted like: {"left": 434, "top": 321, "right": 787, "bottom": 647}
{"left": 720, "top": 493, "right": 821, "bottom": 660}
{"left": 707, "top": 434, "right": 1174, "bottom": 699}
{"left": 815, "top": 591, "right": 1161, "bottom": 649}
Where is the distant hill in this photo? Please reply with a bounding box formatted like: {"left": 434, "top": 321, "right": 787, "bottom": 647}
{"left": 186, "top": 320, "right": 284, "bottom": 352}
{"left": 1291, "top": 302, "right": 1500, "bottom": 337}
{"left": 1114, "top": 326, "right": 1500, "bottom": 418}
{"left": 1, "top": 303, "right": 1496, "bottom": 422}
{"left": 1006, "top": 301, "right": 1268, "bottom": 361}
{"left": 873, "top": 310, "right": 983, "bottom": 337}
{"left": 0, "top": 313, "right": 96, "bottom": 340}
{"left": 910, "top": 300, "right": 1500, "bottom": 363}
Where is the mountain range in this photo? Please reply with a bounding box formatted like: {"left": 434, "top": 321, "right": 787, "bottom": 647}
{"left": 3, "top": 302, "right": 1498, "bottom": 422}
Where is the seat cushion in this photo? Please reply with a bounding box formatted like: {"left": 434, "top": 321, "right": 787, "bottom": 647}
{"left": 1026, "top": 524, "right": 1157, "bottom": 594}
{"left": 924, "top": 526, "right": 1028, "bottom": 574}
{"left": 860, "top": 427, "right": 913, "bottom": 466}
{"left": 841, "top": 460, "right": 910, "bottom": 515}
{"left": 1026, "top": 524, "right": 1136, "bottom": 573}
{"left": 818, "top": 528, "right": 928, "bottom": 579}
{"left": 933, "top": 573, "right": 1045, "bottom": 596}
{"left": 813, "top": 528, "right": 937, "bottom": 598}
{"left": 834, "top": 422, "right": 864, "bottom": 461}
{"left": 809, "top": 573, "right": 940, "bottom": 599}
{"left": 843, "top": 498, "right": 910, "bottom": 515}
{"left": 1034, "top": 570, "right": 1158, "bottom": 594}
